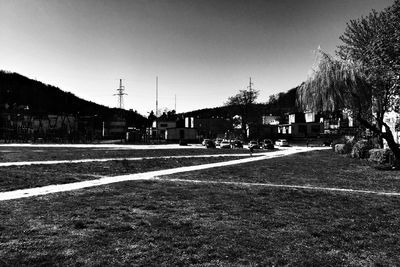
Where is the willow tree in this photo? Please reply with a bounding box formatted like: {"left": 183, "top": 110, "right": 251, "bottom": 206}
{"left": 298, "top": 49, "right": 400, "bottom": 160}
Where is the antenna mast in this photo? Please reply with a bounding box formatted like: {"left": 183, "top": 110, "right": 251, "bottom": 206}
{"left": 247, "top": 77, "right": 255, "bottom": 103}
{"left": 114, "top": 79, "right": 127, "bottom": 109}
{"left": 156, "top": 76, "right": 159, "bottom": 117}
{"left": 247, "top": 77, "right": 254, "bottom": 91}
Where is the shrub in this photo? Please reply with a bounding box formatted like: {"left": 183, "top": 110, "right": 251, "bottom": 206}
{"left": 331, "top": 136, "right": 355, "bottom": 153}
{"left": 369, "top": 149, "right": 393, "bottom": 165}
{"left": 335, "top": 144, "right": 351, "bottom": 154}
{"left": 351, "top": 140, "right": 374, "bottom": 159}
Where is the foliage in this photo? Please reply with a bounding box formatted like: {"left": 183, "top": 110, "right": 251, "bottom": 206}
{"left": 338, "top": 3, "right": 400, "bottom": 119}
{"left": 224, "top": 88, "right": 259, "bottom": 107}
{"left": 369, "top": 148, "right": 393, "bottom": 165}
{"left": 351, "top": 140, "right": 374, "bottom": 159}
{"left": 158, "top": 109, "right": 178, "bottom": 121}
{"left": 297, "top": 50, "right": 372, "bottom": 115}
{"left": 297, "top": 0, "right": 400, "bottom": 161}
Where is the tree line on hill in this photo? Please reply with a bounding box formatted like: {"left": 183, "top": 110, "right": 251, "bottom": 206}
{"left": 0, "top": 71, "right": 148, "bottom": 128}
{"left": 182, "top": 86, "right": 298, "bottom": 120}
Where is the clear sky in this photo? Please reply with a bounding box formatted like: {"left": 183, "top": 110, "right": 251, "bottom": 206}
{"left": 0, "top": 0, "right": 393, "bottom": 116}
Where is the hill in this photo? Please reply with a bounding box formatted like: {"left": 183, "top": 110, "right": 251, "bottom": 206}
{"left": 0, "top": 70, "right": 148, "bottom": 127}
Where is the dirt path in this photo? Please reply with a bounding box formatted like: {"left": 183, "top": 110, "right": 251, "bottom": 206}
{"left": 0, "top": 147, "right": 333, "bottom": 201}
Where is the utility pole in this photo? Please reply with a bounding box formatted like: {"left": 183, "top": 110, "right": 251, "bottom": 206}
{"left": 248, "top": 77, "right": 254, "bottom": 91}
{"left": 156, "top": 76, "right": 159, "bottom": 117}
{"left": 174, "top": 94, "right": 176, "bottom": 112}
{"left": 114, "top": 79, "right": 127, "bottom": 109}
{"left": 247, "top": 77, "right": 254, "bottom": 102}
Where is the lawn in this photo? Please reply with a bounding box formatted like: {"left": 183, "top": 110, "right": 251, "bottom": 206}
{"left": 167, "top": 150, "right": 400, "bottom": 193}
{"left": 1, "top": 148, "right": 400, "bottom": 266}
{"left": 0, "top": 146, "right": 254, "bottom": 162}
{"left": 0, "top": 156, "right": 246, "bottom": 192}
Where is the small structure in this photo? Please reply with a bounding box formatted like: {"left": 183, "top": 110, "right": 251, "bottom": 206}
{"left": 165, "top": 127, "right": 198, "bottom": 142}
{"left": 151, "top": 120, "right": 177, "bottom": 139}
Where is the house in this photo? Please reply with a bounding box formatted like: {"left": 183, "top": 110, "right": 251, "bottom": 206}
{"left": 278, "top": 112, "right": 323, "bottom": 139}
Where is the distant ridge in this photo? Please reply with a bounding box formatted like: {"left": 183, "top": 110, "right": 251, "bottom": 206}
{"left": 181, "top": 87, "right": 299, "bottom": 119}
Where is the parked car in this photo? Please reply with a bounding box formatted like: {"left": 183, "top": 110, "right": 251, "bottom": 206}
{"left": 205, "top": 139, "right": 216, "bottom": 148}
{"left": 275, "top": 139, "right": 289, "bottom": 146}
{"left": 231, "top": 140, "right": 243, "bottom": 149}
{"left": 219, "top": 140, "right": 231, "bottom": 149}
{"left": 263, "top": 139, "right": 274, "bottom": 149}
{"left": 248, "top": 140, "right": 260, "bottom": 149}
{"left": 202, "top": 139, "right": 210, "bottom": 146}
{"left": 215, "top": 138, "right": 223, "bottom": 146}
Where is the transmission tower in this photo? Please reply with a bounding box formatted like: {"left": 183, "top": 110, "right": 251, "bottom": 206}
{"left": 114, "top": 79, "right": 127, "bottom": 109}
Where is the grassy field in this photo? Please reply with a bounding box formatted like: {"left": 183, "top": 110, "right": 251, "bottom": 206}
{"left": 0, "top": 146, "right": 254, "bottom": 162}
{"left": 167, "top": 150, "right": 400, "bottom": 193}
{"left": 1, "top": 148, "right": 400, "bottom": 266}
{"left": 0, "top": 156, "right": 246, "bottom": 192}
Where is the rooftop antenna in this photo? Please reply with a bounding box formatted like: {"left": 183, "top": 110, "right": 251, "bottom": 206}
{"left": 114, "top": 79, "right": 127, "bottom": 109}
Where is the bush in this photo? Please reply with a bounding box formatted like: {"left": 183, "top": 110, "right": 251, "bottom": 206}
{"left": 331, "top": 136, "right": 355, "bottom": 152}
{"left": 351, "top": 140, "right": 374, "bottom": 159}
{"left": 369, "top": 149, "right": 393, "bottom": 165}
{"left": 334, "top": 143, "right": 352, "bottom": 154}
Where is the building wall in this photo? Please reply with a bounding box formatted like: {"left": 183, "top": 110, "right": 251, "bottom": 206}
{"left": 278, "top": 122, "right": 323, "bottom": 138}
{"left": 165, "top": 128, "right": 198, "bottom": 141}
{"left": 194, "top": 118, "right": 232, "bottom": 139}
{"left": 153, "top": 121, "right": 177, "bottom": 130}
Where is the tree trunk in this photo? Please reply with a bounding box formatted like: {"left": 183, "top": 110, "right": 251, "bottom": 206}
{"left": 357, "top": 113, "right": 400, "bottom": 166}
{"left": 382, "top": 125, "right": 400, "bottom": 167}
{"left": 376, "top": 114, "right": 385, "bottom": 148}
